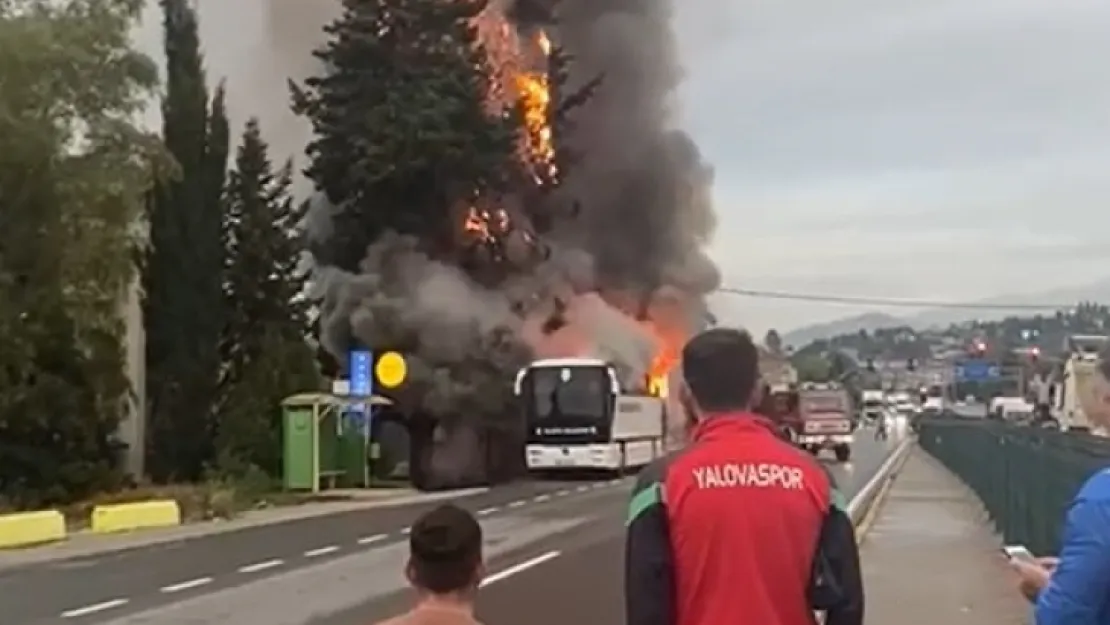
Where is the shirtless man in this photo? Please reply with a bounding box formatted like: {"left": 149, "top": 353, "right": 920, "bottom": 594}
{"left": 378, "top": 504, "right": 485, "bottom": 625}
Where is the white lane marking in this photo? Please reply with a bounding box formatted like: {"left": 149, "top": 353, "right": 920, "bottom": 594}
{"left": 476, "top": 506, "right": 499, "bottom": 516}
{"left": 480, "top": 550, "right": 561, "bottom": 587}
{"left": 533, "top": 494, "right": 550, "bottom": 502}
{"left": 591, "top": 482, "right": 605, "bottom": 489}
{"left": 555, "top": 489, "right": 570, "bottom": 497}
{"left": 161, "top": 577, "right": 213, "bottom": 593}
{"left": 62, "top": 599, "right": 129, "bottom": 618}
{"left": 239, "top": 558, "right": 283, "bottom": 573}
{"left": 401, "top": 526, "right": 412, "bottom": 534}
{"left": 507, "top": 499, "right": 525, "bottom": 508}
{"left": 575, "top": 485, "right": 589, "bottom": 493}
{"left": 609, "top": 479, "right": 622, "bottom": 485}
{"left": 304, "top": 545, "right": 340, "bottom": 557}
{"left": 358, "top": 533, "right": 388, "bottom": 545}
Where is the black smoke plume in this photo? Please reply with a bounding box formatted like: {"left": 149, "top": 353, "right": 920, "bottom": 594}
{"left": 260, "top": 0, "right": 718, "bottom": 483}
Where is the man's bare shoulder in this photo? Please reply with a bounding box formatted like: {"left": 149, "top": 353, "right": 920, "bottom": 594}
{"left": 373, "top": 610, "right": 483, "bottom": 625}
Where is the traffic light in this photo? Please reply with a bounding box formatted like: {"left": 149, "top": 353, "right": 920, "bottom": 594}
{"left": 1029, "top": 346, "right": 1040, "bottom": 361}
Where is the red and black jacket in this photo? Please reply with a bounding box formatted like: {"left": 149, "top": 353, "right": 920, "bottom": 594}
{"left": 624, "top": 415, "right": 863, "bottom": 625}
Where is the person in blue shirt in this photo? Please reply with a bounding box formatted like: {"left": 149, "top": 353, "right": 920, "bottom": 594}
{"left": 1011, "top": 355, "right": 1110, "bottom": 625}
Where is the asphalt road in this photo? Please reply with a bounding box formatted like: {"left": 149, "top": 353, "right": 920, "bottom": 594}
{"left": 2, "top": 425, "right": 904, "bottom": 625}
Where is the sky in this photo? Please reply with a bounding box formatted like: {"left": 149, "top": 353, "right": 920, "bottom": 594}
{"left": 675, "top": 0, "right": 1110, "bottom": 334}
{"left": 133, "top": 0, "right": 1110, "bottom": 336}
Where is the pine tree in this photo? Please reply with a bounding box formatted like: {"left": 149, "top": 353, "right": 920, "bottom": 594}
{"left": 291, "top": 0, "right": 523, "bottom": 272}
{"left": 217, "top": 120, "right": 318, "bottom": 475}
{"left": 143, "top": 0, "right": 230, "bottom": 481}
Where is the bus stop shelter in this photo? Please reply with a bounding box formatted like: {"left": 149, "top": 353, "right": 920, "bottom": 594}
{"left": 281, "top": 392, "right": 394, "bottom": 493}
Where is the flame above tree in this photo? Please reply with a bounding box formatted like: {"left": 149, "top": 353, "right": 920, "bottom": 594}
{"left": 467, "top": 2, "right": 695, "bottom": 391}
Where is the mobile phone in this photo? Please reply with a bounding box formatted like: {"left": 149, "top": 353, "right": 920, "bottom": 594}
{"left": 1002, "top": 544, "right": 1035, "bottom": 563}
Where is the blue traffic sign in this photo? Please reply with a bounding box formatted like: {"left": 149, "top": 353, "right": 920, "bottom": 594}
{"left": 348, "top": 350, "right": 373, "bottom": 431}
{"left": 954, "top": 360, "right": 1000, "bottom": 381}
{"left": 349, "top": 350, "right": 372, "bottom": 396}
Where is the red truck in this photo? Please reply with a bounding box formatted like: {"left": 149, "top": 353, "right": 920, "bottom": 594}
{"left": 759, "top": 382, "right": 855, "bottom": 462}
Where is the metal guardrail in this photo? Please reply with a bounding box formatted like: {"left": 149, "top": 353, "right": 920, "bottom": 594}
{"left": 846, "top": 437, "right": 913, "bottom": 526}
{"left": 917, "top": 415, "right": 1110, "bottom": 554}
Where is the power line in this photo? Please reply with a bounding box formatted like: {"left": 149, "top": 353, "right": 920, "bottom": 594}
{"left": 715, "top": 287, "right": 1073, "bottom": 311}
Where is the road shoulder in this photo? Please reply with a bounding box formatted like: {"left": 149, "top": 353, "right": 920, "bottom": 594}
{"left": 0, "top": 487, "right": 486, "bottom": 570}
{"left": 860, "top": 448, "right": 1028, "bottom": 625}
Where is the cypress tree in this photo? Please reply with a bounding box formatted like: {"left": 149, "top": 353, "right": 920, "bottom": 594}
{"left": 143, "top": 0, "right": 229, "bottom": 480}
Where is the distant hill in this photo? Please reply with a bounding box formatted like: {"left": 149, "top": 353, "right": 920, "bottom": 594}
{"left": 781, "top": 277, "right": 1110, "bottom": 348}
{"left": 904, "top": 279, "right": 1110, "bottom": 328}
{"left": 781, "top": 312, "right": 903, "bottom": 348}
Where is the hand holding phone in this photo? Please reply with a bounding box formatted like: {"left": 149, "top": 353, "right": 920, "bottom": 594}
{"left": 1003, "top": 544, "right": 1036, "bottom": 563}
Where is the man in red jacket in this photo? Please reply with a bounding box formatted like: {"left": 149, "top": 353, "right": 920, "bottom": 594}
{"left": 625, "top": 328, "right": 863, "bottom": 625}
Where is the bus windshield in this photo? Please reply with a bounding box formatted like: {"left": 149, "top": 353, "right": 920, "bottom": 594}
{"left": 528, "top": 366, "right": 608, "bottom": 420}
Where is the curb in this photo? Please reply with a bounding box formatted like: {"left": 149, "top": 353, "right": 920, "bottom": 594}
{"left": 91, "top": 500, "right": 182, "bottom": 534}
{"left": 0, "top": 510, "right": 67, "bottom": 549}
{"left": 847, "top": 436, "right": 914, "bottom": 541}
{"left": 0, "top": 486, "right": 492, "bottom": 564}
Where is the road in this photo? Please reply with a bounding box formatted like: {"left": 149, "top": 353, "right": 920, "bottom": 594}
{"left": 1, "top": 426, "right": 904, "bottom": 625}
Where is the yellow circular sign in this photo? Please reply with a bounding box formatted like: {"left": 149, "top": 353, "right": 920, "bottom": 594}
{"left": 375, "top": 351, "right": 407, "bottom": 388}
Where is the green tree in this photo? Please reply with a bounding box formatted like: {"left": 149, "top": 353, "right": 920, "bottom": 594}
{"left": 291, "top": 0, "right": 524, "bottom": 272}
{"left": 216, "top": 120, "right": 319, "bottom": 476}
{"left": 792, "top": 355, "right": 831, "bottom": 382}
{"left": 0, "top": 0, "right": 165, "bottom": 506}
{"left": 142, "top": 0, "right": 230, "bottom": 480}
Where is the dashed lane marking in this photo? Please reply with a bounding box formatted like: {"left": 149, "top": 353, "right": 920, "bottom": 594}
{"left": 160, "top": 577, "right": 213, "bottom": 593}
{"left": 61, "top": 599, "right": 129, "bottom": 618}
{"left": 238, "top": 559, "right": 283, "bottom": 574}
{"left": 56, "top": 480, "right": 628, "bottom": 618}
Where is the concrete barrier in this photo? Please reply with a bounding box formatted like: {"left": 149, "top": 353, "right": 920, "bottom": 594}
{"left": 0, "top": 510, "right": 67, "bottom": 548}
{"left": 91, "top": 500, "right": 181, "bottom": 534}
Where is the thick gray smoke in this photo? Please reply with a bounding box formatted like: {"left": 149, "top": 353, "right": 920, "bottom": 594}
{"left": 519, "top": 0, "right": 721, "bottom": 295}
{"left": 260, "top": 0, "right": 718, "bottom": 435}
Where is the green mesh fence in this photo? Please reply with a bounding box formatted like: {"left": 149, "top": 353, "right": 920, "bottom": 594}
{"left": 918, "top": 417, "right": 1110, "bottom": 555}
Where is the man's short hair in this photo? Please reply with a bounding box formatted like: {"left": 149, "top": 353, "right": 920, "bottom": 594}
{"left": 408, "top": 504, "right": 483, "bottom": 593}
{"left": 681, "top": 327, "right": 760, "bottom": 413}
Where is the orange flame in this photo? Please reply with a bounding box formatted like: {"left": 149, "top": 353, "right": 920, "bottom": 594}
{"left": 515, "top": 31, "right": 557, "bottom": 179}
{"left": 463, "top": 206, "right": 511, "bottom": 243}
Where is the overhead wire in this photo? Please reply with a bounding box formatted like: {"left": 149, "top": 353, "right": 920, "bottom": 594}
{"left": 715, "top": 286, "right": 1073, "bottom": 311}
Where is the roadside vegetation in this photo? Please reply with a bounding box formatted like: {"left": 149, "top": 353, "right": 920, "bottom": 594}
{"left": 0, "top": 0, "right": 318, "bottom": 513}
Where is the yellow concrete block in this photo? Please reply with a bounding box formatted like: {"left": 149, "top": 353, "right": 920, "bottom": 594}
{"left": 91, "top": 500, "right": 181, "bottom": 534}
{"left": 0, "top": 510, "right": 67, "bottom": 548}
